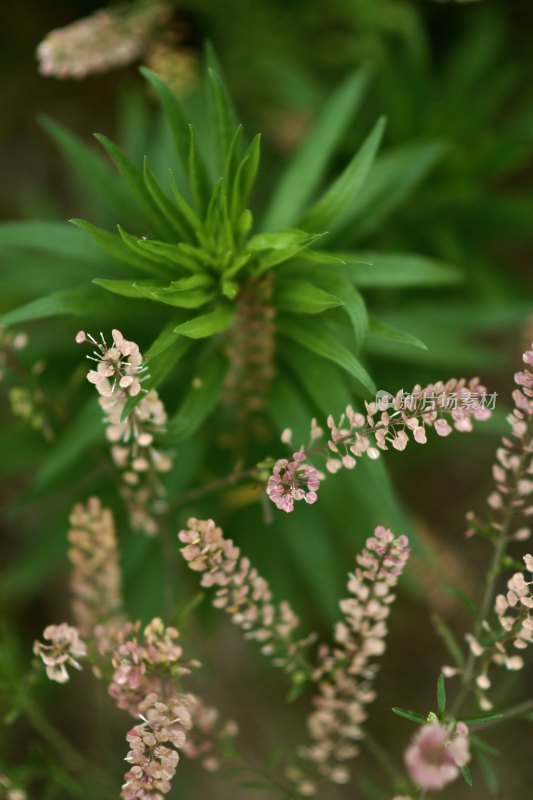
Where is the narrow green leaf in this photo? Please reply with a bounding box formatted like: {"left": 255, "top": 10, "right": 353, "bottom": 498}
{"left": 460, "top": 713, "right": 503, "bottom": 725}
{"left": 231, "top": 134, "right": 261, "bottom": 222}
{"left": 299, "top": 116, "right": 386, "bottom": 232}
{"left": 281, "top": 342, "right": 352, "bottom": 417}
{"left": 249, "top": 229, "right": 326, "bottom": 274}
{"left": 70, "top": 218, "right": 170, "bottom": 278}
{"left": 460, "top": 764, "right": 473, "bottom": 787}
{"left": 391, "top": 707, "right": 426, "bottom": 724}
{"left": 167, "top": 352, "right": 226, "bottom": 440}
{"left": 262, "top": 65, "right": 373, "bottom": 231}
{"left": 188, "top": 125, "right": 212, "bottom": 215}
{"left": 476, "top": 747, "right": 500, "bottom": 796}
{"left": 206, "top": 64, "right": 239, "bottom": 171}
{"left": 368, "top": 316, "right": 427, "bottom": 351}
{"left": 174, "top": 306, "right": 235, "bottom": 339}
{"left": 143, "top": 157, "right": 191, "bottom": 241}
{"left": 0, "top": 287, "right": 118, "bottom": 326}
{"left": 168, "top": 169, "right": 202, "bottom": 232}
{"left": 224, "top": 125, "right": 244, "bottom": 190}
{"left": 440, "top": 585, "right": 478, "bottom": 618}
{"left": 342, "top": 252, "right": 461, "bottom": 288}
{"left": 139, "top": 67, "right": 190, "bottom": 170}
{"left": 144, "top": 316, "right": 187, "bottom": 359}
{"left": 276, "top": 280, "right": 343, "bottom": 314}
{"left": 277, "top": 316, "right": 375, "bottom": 394}
{"left": 94, "top": 133, "right": 174, "bottom": 238}
{"left": 432, "top": 614, "right": 465, "bottom": 668}
{"left": 136, "top": 238, "right": 203, "bottom": 273}
{"left": 39, "top": 116, "right": 143, "bottom": 224}
{"left": 116, "top": 225, "right": 177, "bottom": 273}
{"left": 149, "top": 286, "right": 215, "bottom": 309}
{"left": 437, "top": 674, "right": 446, "bottom": 719}
{"left": 92, "top": 278, "right": 165, "bottom": 299}
{"left": 0, "top": 221, "right": 104, "bottom": 264}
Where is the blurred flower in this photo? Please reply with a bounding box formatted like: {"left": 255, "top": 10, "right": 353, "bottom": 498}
{"left": 37, "top": 2, "right": 172, "bottom": 80}
{"left": 0, "top": 775, "right": 26, "bottom": 800}
{"left": 68, "top": 497, "right": 125, "bottom": 649}
{"left": 404, "top": 721, "right": 470, "bottom": 792}
{"left": 33, "top": 623, "right": 87, "bottom": 683}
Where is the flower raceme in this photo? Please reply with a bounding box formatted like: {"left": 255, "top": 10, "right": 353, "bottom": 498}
{"left": 179, "top": 518, "right": 312, "bottom": 674}
{"left": 296, "top": 528, "right": 410, "bottom": 787}
{"left": 268, "top": 376, "right": 492, "bottom": 512}
{"left": 77, "top": 330, "right": 172, "bottom": 535}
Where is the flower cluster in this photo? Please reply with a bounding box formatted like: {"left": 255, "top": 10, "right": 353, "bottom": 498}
{"left": 179, "top": 518, "right": 311, "bottom": 673}
{"left": 326, "top": 377, "right": 491, "bottom": 474}
{"left": 182, "top": 702, "right": 239, "bottom": 773}
{"left": 68, "top": 497, "right": 124, "bottom": 649}
{"left": 122, "top": 692, "right": 193, "bottom": 800}
{"left": 108, "top": 619, "right": 189, "bottom": 715}
{"left": 33, "top": 623, "right": 87, "bottom": 683}
{"left": 295, "top": 527, "right": 410, "bottom": 788}
{"left": 267, "top": 450, "right": 321, "bottom": 512}
{"left": 268, "top": 377, "right": 492, "bottom": 511}
{"left": 37, "top": 2, "right": 172, "bottom": 79}
{"left": 77, "top": 330, "right": 172, "bottom": 535}
{"left": 0, "top": 327, "right": 52, "bottom": 439}
{"left": 404, "top": 721, "right": 470, "bottom": 792}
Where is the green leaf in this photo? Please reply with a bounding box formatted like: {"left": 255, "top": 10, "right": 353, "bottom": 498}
{"left": 71, "top": 219, "right": 171, "bottom": 278}
{"left": 39, "top": 116, "right": 143, "bottom": 224}
{"left": 262, "top": 65, "right": 373, "bottom": 231}
{"left": 206, "top": 66, "right": 239, "bottom": 174}
{"left": 391, "top": 707, "right": 426, "bottom": 724}
{"left": 440, "top": 585, "right": 478, "bottom": 618}
{"left": 139, "top": 67, "right": 190, "bottom": 170}
{"left": 136, "top": 238, "right": 203, "bottom": 273}
{"left": 277, "top": 316, "right": 375, "bottom": 395}
{"left": 143, "top": 157, "right": 191, "bottom": 241}
{"left": 188, "top": 125, "right": 212, "bottom": 215}
{"left": 476, "top": 747, "right": 500, "bottom": 796}
{"left": 281, "top": 342, "right": 352, "bottom": 417}
{"left": 230, "top": 134, "right": 261, "bottom": 222}
{"left": 92, "top": 278, "right": 165, "bottom": 299}
{"left": 299, "top": 116, "right": 386, "bottom": 232}
{"left": 149, "top": 286, "right": 215, "bottom": 309}
{"left": 94, "top": 133, "right": 175, "bottom": 239}
{"left": 341, "top": 252, "right": 461, "bottom": 287}
{"left": 0, "top": 287, "right": 118, "bottom": 326}
{"left": 144, "top": 315, "right": 187, "bottom": 359}
{"left": 0, "top": 221, "right": 104, "bottom": 264}
{"left": 431, "top": 614, "right": 465, "bottom": 668}
{"left": 335, "top": 141, "right": 447, "bottom": 240}
{"left": 276, "top": 280, "right": 343, "bottom": 314}
{"left": 174, "top": 306, "right": 235, "bottom": 339}
{"left": 368, "top": 316, "right": 427, "bottom": 351}
{"left": 460, "top": 713, "right": 503, "bottom": 725}
{"left": 167, "top": 352, "right": 226, "bottom": 441}
{"left": 437, "top": 674, "right": 446, "bottom": 719}
{"left": 460, "top": 764, "right": 473, "bottom": 787}
{"left": 248, "top": 229, "right": 325, "bottom": 274}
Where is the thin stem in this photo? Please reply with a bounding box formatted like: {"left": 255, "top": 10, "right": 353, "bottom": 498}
{"left": 167, "top": 466, "right": 258, "bottom": 509}
{"left": 363, "top": 731, "right": 403, "bottom": 783}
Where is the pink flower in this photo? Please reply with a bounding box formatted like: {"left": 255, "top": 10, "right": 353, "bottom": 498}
{"left": 33, "top": 623, "right": 87, "bottom": 683}
{"left": 266, "top": 451, "right": 321, "bottom": 512}
{"left": 404, "top": 722, "right": 470, "bottom": 792}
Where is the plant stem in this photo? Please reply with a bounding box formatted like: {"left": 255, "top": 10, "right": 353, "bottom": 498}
{"left": 363, "top": 731, "right": 403, "bottom": 783}
{"left": 472, "top": 698, "right": 533, "bottom": 731}
{"left": 167, "top": 465, "right": 258, "bottom": 509}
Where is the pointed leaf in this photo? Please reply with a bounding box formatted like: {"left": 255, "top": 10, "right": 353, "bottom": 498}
{"left": 92, "top": 278, "right": 165, "bottom": 298}
{"left": 437, "top": 674, "right": 446, "bottom": 719}
{"left": 391, "top": 707, "right": 426, "bottom": 724}
{"left": 299, "top": 117, "right": 386, "bottom": 232}
{"left": 70, "top": 219, "right": 171, "bottom": 277}
{"left": 276, "top": 280, "right": 342, "bottom": 314}
{"left": 139, "top": 67, "right": 190, "bottom": 169}
{"left": 188, "top": 125, "right": 212, "bottom": 215}
{"left": 460, "top": 764, "right": 473, "bottom": 787}
{"left": 143, "top": 157, "right": 191, "bottom": 241}
{"left": 432, "top": 614, "right": 465, "bottom": 668}
{"left": 206, "top": 62, "right": 239, "bottom": 172}
{"left": 342, "top": 252, "right": 461, "bottom": 287}
{"left": 248, "top": 230, "right": 326, "bottom": 274}
{"left": 368, "top": 316, "right": 427, "bottom": 350}
{"left": 0, "top": 221, "right": 104, "bottom": 264}
{"left": 174, "top": 306, "right": 235, "bottom": 339}
{"left": 121, "top": 337, "right": 192, "bottom": 420}
{"left": 0, "top": 287, "right": 118, "bottom": 326}
{"left": 277, "top": 316, "right": 375, "bottom": 394}
{"left": 262, "top": 66, "right": 373, "bottom": 231}
{"left": 230, "top": 134, "right": 261, "bottom": 222}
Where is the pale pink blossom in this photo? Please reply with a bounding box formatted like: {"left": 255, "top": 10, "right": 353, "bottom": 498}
{"left": 33, "top": 623, "right": 87, "bottom": 683}
{"left": 404, "top": 722, "right": 470, "bottom": 792}
{"left": 267, "top": 450, "right": 321, "bottom": 512}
